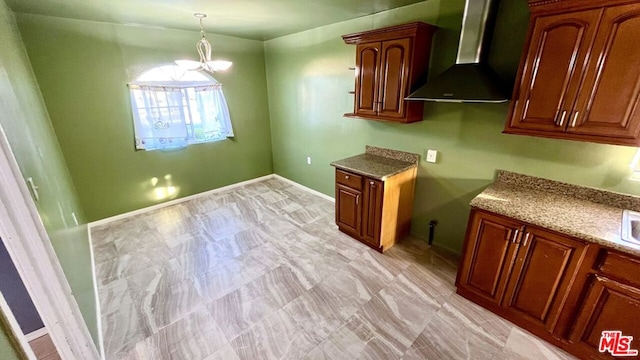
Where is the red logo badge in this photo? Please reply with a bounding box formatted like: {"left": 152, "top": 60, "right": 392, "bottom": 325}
{"left": 599, "top": 331, "right": 639, "bottom": 357}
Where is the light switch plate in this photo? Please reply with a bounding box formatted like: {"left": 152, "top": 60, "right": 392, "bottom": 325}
{"left": 426, "top": 149, "right": 438, "bottom": 163}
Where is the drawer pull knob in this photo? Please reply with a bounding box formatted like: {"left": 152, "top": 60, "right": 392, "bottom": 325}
{"left": 370, "top": 181, "right": 375, "bottom": 185}
{"left": 345, "top": 175, "right": 350, "bottom": 179}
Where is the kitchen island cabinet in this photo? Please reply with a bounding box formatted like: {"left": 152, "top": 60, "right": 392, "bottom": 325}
{"left": 331, "top": 146, "right": 418, "bottom": 252}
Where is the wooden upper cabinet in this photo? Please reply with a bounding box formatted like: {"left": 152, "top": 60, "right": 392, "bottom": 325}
{"left": 343, "top": 22, "right": 437, "bottom": 123}
{"left": 355, "top": 42, "right": 381, "bottom": 117}
{"left": 570, "top": 5, "right": 640, "bottom": 140}
{"left": 378, "top": 38, "right": 411, "bottom": 119}
{"left": 508, "top": 10, "right": 601, "bottom": 131}
{"left": 505, "top": 1, "right": 640, "bottom": 146}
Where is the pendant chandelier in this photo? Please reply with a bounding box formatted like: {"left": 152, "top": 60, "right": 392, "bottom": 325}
{"left": 175, "top": 13, "right": 232, "bottom": 73}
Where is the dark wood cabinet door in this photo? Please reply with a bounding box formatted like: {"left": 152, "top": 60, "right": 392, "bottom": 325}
{"left": 362, "top": 178, "right": 383, "bottom": 247}
{"left": 502, "top": 226, "right": 587, "bottom": 333}
{"left": 508, "top": 9, "right": 601, "bottom": 132}
{"left": 569, "top": 4, "right": 640, "bottom": 143}
{"left": 570, "top": 275, "right": 640, "bottom": 356}
{"left": 377, "top": 38, "right": 411, "bottom": 119}
{"left": 335, "top": 184, "right": 362, "bottom": 237}
{"left": 457, "top": 211, "right": 522, "bottom": 304}
{"left": 354, "top": 42, "right": 381, "bottom": 117}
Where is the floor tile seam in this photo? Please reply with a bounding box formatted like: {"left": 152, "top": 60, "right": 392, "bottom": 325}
{"left": 435, "top": 305, "right": 509, "bottom": 350}
{"left": 352, "top": 311, "right": 412, "bottom": 358}
{"left": 354, "top": 290, "right": 437, "bottom": 354}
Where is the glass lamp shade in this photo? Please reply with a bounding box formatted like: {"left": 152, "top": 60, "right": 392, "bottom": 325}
{"left": 175, "top": 59, "right": 232, "bottom": 73}
{"left": 174, "top": 60, "right": 201, "bottom": 70}
{"left": 207, "top": 60, "right": 232, "bottom": 71}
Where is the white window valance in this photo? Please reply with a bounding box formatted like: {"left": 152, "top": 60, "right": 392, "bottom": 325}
{"left": 127, "top": 66, "right": 233, "bottom": 151}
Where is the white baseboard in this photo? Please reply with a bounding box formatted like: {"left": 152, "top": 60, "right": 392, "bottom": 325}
{"left": 88, "top": 173, "right": 335, "bottom": 229}
{"left": 87, "top": 226, "right": 105, "bottom": 360}
{"left": 24, "top": 326, "right": 48, "bottom": 342}
{"left": 88, "top": 174, "right": 275, "bottom": 227}
{"left": 273, "top": 175, "right": 335, "bottom": 203}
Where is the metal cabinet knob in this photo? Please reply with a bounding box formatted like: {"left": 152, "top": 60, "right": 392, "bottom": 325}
{"left": 345, "top": 175, "right": 350, "bottom": 179}
{"left": 370, "top": 181, "right": 375, "bottom": 185}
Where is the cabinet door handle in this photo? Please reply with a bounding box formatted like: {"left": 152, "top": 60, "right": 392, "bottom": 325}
{"left": 370, "top": 181, "right": 375, "bottom": 186}
{"left": 557, "top": 110, "right": 567, "bottom": 127}
{"left": 512, "top": 229, "right": 520, "bottom": 243}
{"left": 522, "top": 232, "right": 531, "bottom": 247}
{"left": 570, "top": 111, "right": 580, "bottom": 128}
{"left": 356, "top": 195, "right": 359, "bottom": 205}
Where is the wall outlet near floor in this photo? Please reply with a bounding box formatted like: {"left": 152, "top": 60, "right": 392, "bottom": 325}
{"left": 306, "top": 156, "right": 312, "bottom": 165}
{"left": 426, "top": 149, "right": 438, "bottom": 163}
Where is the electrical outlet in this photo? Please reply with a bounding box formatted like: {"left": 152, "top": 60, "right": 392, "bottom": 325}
{"left": 426, "top": 149, "right": 438, "bottom": 163}
{"left": 306, "top": 156, "right": 312, "bottom": 165}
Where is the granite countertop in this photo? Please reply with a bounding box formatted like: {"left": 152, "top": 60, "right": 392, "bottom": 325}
{"left": 471, "top": 171, "right": 640, "bottom": 257}
{"left": 330, "top": 146, "right": 419, "bottom": 180}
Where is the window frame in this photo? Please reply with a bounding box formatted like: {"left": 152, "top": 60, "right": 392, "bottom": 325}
{"left": 127, "top": 65, "right": 233, "bottom": 151}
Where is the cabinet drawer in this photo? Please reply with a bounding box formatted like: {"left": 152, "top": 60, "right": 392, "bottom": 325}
{"left": 336, "top": 169, "right": 362, "bottom": 190}
{"left": 598, "top": 250, "right": 640, "bottom": 287}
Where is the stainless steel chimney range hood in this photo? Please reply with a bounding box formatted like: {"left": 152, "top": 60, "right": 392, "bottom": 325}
{"left": 406, "top": 0, "right": 509, "bottom": 103}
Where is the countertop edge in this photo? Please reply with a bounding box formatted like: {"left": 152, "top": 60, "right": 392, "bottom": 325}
{"left": 330, "top": 161, "right": 417, "bottom": 181}
{"left": 469, "top": 202, "right": 640, "bottom": 258}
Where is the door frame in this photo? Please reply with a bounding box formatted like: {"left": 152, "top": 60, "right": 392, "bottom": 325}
{"left": 0, "top": 128, "right": 99, "bottom": 359}
{"left": 0, "top": 291, "right": 36, "bottom": 359}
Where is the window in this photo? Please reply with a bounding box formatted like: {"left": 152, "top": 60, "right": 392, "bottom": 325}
{"left": 128, "top": 65, "right": 233, "bottom": 151}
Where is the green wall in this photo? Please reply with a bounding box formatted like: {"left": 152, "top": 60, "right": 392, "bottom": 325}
{"left": 265, "top": 0, "right": 640, "bottom": 254}
{"left": 0, "top": 0, "right": 98, "bottom": 346}
{"left": 0, "top": 320, "right": 20, "bottom": 360}
{"left": 16, "top": 14, "right": 274, "bottom": 221}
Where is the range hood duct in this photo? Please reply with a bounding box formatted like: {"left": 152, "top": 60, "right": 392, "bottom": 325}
{"left": 406, "top": 0, "right": 509, "bottom": 103}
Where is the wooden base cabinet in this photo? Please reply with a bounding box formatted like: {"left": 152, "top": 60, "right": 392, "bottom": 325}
{"left": 334, "top": 168, "right": 416, "bottom": 252}
{"left": 457, "top": 209, "right": 640, "bottom": 359}
{"left": 570, "top": 252, "right": 640, "bottom": 358}
{"left": 457, "top": 210, "right": 590, "bottom": 337}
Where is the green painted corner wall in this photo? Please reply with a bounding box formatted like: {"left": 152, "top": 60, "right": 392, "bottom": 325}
{"left": 0, "top": 319, "right": 20, "bottom": 360}
{"left": 0, "top": 0, "right": 98, "bottom": 346}
{"left": 16, "top": 14, "right": 274, "bottom": 222}
{"left": 265, "top": 0, "right": 640, "bottom": 254}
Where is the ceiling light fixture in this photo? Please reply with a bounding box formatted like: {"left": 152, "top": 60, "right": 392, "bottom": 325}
{"left": 175, "top": 13, "right": 232, "bottom": 73}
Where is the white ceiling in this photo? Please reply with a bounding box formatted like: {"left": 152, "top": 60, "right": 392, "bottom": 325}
{"left": 5, "top": 0, "right": 429, "bottom": 40}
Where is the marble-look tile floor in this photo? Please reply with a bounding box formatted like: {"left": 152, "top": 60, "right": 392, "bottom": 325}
{"left": 91, "top": 177, "right": 577, "bottom": 360}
